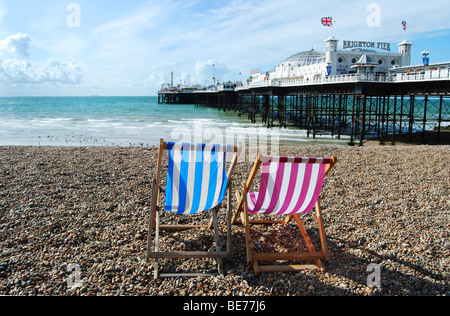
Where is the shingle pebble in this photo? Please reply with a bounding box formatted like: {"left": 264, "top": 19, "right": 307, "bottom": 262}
{"left": 0, "top": 145, "right": 448, "bottom": 296}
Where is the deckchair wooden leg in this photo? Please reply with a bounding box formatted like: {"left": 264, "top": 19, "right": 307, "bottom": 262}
{"left": 241, "top": 213, "right": 253, "bottom": 264}
{"left": 232, "top": 191, "right": 244, "bottom": 224}
{"left": 207, "top": 214, "right": 214, "bottom": 230}
{"left": 293, "top": 214, "right": 316, "bottom": 252}
{"left": 315, "top": 199, "right": 329, "bottom": 262}
{"left": 153, "top": 210, "right": 161, "bottom": 280}
{"left": 226, "top": 184, "right": 232, "bottom": 255}
{"left": 293, "top": 214, "right": 324, "bottom": 271}
{"left": 212, "top": 207, "right": 221, "bottom": 248}
{"left": 241, "top": 183, "right": 254, "bottom": 264}
{"left": 146, "top": 178, "right": 158, "bottom": 263}
{"left": 253, "top": 261, "right": 261, "bottom": 276}
{"left": 232, "top": 155, "right": 261, "bottom": 225}
{"left": 212, "top": 207, "right": 224, "bottom": 276}
{"left": 283, "top": 214, "right": 294, "bottom": 224}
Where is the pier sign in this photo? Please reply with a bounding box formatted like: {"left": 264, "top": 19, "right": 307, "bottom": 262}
{"left": 343, "top": 40, "right": 391, "bottom": 52}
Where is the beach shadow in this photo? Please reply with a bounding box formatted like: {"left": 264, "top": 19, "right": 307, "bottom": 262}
{"left": 365, "top": 130, "right": 450, "bottom": 146}
{"left": 228, "top": 223, "right": 448, "bottom": 296}
{"left": 324, "top": 235, "right": 447, "bottom": 295}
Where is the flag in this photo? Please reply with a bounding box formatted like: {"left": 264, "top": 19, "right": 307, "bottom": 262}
{"left": 321, "top": 17, "right": 333, "bottom": 27}
{"left": 402, "top": 20, "right": 407, "bottom": 30}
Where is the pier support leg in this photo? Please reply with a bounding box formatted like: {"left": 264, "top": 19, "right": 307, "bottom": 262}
{"left": 437, "top": 95, "right": 443, "bottom": 141}
{"left": 422, "top": 94, "right": 428, "bottom": 144}
{"left": 359, "top": 95, "right": 367, "bottom": 146}
{"left": 392, "top": 95, "right": 397, "bottom": 145}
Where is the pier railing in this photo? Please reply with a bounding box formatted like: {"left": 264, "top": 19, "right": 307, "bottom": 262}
{"left": 393, "top": 68, "right": 450, "bottom": 82}
{"left": 237, "top": 68, "right": 450, "bottom": 90}
{"left": 272, "top": 73, "right": 381, "bottom": 87}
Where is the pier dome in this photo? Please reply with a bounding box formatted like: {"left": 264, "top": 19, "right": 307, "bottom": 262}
{"left": 281, "top": 49, "right": 326, "bottom": 66}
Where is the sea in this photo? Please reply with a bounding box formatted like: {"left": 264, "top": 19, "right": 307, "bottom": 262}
{"left": 0, "top": 96, "right": 350, "bottom": 147}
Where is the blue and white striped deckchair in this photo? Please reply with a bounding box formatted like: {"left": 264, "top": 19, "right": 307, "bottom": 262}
{"left": 147, "top": 139, "right": 238, "bottom": 279}
{"left": 164, "top": 142, "right": 229, "bottom": 215}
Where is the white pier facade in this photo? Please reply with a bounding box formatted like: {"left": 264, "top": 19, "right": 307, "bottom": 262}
{"left": 242, "top": 37, "right": 449, "bottom": 90}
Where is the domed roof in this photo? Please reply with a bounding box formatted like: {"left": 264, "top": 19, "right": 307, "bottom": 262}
{"left": 280, "top": 49, "right": 326, "bottom": 66}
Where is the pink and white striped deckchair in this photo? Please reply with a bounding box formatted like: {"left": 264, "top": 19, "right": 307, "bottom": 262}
{"left": 233, "top": 154, "right": 337, "bottom": 275}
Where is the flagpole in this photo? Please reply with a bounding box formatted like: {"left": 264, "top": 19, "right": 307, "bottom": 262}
{"left": 404, "top": 20, "right": 407, "bottom": 41}
{"left": 401, "top": 20, "right": 408, "bottom": 42}
{"left": 331, "top": 16, "right": 334, "bottom": 36}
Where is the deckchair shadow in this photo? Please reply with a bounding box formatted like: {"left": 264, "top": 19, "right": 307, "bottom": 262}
{"left": 233, "top": 154, "right": 337, "bottom": 275}
{"left": 147, "top": 139, "right": 238, "bottom": 279}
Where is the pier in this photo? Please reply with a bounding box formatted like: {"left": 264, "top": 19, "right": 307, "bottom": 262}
{"left": 158, "top": 34, "right": 450, "bottom": 146}
{"left": 159, "top": 74, "right": 450, "bottom": 146}
{"left": 158, "top": 54, "right": 450, "bottom": 145}
{"left": 168, "top": 83, "right": 450, "bottom": 146}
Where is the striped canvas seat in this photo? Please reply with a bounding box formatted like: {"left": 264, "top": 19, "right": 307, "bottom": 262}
{"left": 165, "top": 142, "right": 229, "bottom": 215}
{"left": 233, "top": 153, "right": 337, "bottom": 275}
{"left": 247, "top": 156, "right": 332, "bottom": 215}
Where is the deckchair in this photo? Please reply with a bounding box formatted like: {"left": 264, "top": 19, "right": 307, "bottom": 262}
{"left": 233, "top": 154, "right": 337, "bottom": 275}
{"left": 147, "top": 139, "right": 238, "bottom": 279}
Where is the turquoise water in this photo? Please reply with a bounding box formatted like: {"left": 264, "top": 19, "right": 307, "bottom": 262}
{"left": 0, "top": 96, "right": 349, "bottom": 147}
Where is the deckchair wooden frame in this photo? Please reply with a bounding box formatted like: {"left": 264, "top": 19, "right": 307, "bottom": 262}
{"left": 146, "top": 139, "right": 238, "bottom": 279}
{"left": 233, "top": 154, "right": 337, "bottom": 276}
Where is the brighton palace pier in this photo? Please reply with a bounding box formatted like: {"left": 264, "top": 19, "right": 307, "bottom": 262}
{"left": 158, "top": 36, "right": 450, "bottom": 145}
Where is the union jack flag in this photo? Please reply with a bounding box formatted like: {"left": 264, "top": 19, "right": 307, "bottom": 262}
{"left": 402, "top": 20, "right": 407, "bottom": 30}
{"left": 321, "top": 17, "right": 333, "bottom": 27}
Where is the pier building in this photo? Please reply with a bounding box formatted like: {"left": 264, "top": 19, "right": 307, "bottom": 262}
{"left": 249, "top": 36, "right": 412, "bottom": 87}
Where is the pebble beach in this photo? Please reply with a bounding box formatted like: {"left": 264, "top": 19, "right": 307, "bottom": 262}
{"left": 0, "top": 144, "right": 448, "bottom": 296}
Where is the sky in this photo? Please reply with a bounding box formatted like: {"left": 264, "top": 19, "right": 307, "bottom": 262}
{"left": 0, "top": 0, "right": 449, "bottom": 96}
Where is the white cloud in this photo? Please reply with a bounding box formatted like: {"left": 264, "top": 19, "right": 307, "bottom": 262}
{"left": 0, "top": 32, "right": 31, "bottom": 59}
{"left": 35, "top": 59, "right": 83, "bottom": 84}
{"left": 0, "top": 59, "right": 33, "bottom": 83}
{"left": 190, "top": 59, "right": 239, "bottom": 85}
{"left": 141, "top": 59, "right": 241, "bottom": 93}
{"left": 0, "top": 57, "right": 83, "bottom": 84}
{"left": 0, "top": 33, "right": 83, "bottom": 85}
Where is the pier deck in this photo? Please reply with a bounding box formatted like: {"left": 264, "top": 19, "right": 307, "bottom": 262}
{"left": 158, "top": 77, "right": 450, "bottom": 145}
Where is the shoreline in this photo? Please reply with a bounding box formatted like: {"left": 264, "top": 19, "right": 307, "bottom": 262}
{"left": 0, "top": 144, "right": 448, "bottom": 296}
{"left": 2, "top": 129, "right": 448, "bottom": 149}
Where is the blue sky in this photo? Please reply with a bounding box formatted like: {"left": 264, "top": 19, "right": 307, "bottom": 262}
{"left": 0, "top": 0, "right": 449, "bottom": 96}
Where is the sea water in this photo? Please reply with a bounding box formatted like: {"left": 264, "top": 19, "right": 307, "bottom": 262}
{"left": 0, "top": 96, "right": 350, "bottom": 147}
